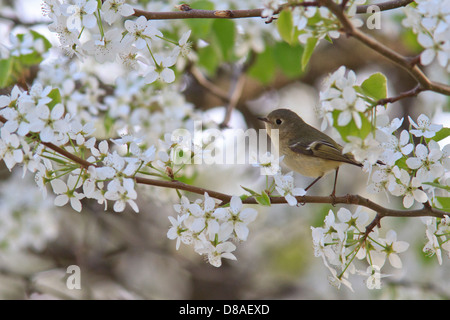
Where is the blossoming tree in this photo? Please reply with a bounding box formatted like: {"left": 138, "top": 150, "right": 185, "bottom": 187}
{"left": 0, "top": 0, "right": 449, "bottom": 297}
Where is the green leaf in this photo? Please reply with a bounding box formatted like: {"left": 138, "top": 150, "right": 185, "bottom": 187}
{"left": 423, "top": 183, "right": 450, "bottom": 192}
{"left": 241, "top": 185, "right": 260, "bottom": 196}
{"left": 436, "top": 196, "right": 450, "bottom": 212}
{"left": 360, "top": 73, "right": 387, "bottom": 101}
{"left": 332, "top": 110, "right": 373, "bottom": 141}
{"left": 186, "top": 1, "right": 215, "bottom": 38}
{"left": 430, "top": 127, "right": 450, "bottom": 142}
{"left": 29, "top": 30, "right": 52, "bottom": 52}
{"left": 301, "top": 37, "right": 318, "bottom": 71}
{"left": 248, "top": 46, "right": 276, "bottom": 84}
{"left": 255, "top": 190, "right": 271, "bottom": 206}
{"left": 0, "top": 57, "right": 12, "bottom": 88}
{"left": 277, "top": 9, "right": 295, "bottom": 44}
{"left": 211, "top": 19, "right": 235, "bottom": 61}
{"left": 197, "top": 45, "right": 219, "bottom": 75}
{"left": 273, "top": 42, "right": 304, "bottom": 78}
{"left": 47, "top": 88, "right": 61, "bottom": 110}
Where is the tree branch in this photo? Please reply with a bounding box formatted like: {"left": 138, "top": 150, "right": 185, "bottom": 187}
{"left": 1, "top": 114, "right": 445, "bottom": 221}
{"left": 356, "top": 0, "right": 414, "bottom": 14}
{"left": 376, "top": 84, "right": 425, "bottom": 106}
{"left": 132, "top": 0, "right": 413, "bottom": 21}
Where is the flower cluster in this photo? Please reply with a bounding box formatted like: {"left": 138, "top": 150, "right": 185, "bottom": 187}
{"left": 319, "top": 66, "right": 369, "bottom": 130}
{"left": 422, "top": 215, "right": 450, "bottom": 265}
{"left": 367, "top": 115, "right": 449, "bottom": 208}
{"left": 167, "top": 193, "right": 258, "bottom": 267}
{"left": 312, "top": 207, "right": 409, "bottom": 290}
{"left": 318, "top": 66, "right": 450, "bottom": 209}
{"left": 403, "top": 0, "right": 450, "bottom": 71}
{"left": 0, "top": 77, "right": 213, "bottom": 214}
{"left": 263, "top": 0, "right": 364, "bottom": 45}
{"left": 43, "top": 0, "right": 191, "bottom": 84}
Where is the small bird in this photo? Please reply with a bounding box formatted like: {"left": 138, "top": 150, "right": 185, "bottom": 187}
{"left": 258, "top": 108, "right": 363, "bottom": 197}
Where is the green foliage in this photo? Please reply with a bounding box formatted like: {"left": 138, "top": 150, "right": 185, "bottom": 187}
{"left": 277, "top": 9, "right": 295, "bottom": 45}
{"left": 47, "top": 88, "right": 62, "bottom": 110}
{"left": 248, "top": 46, "right": 276, "bottom": 84}
{"left": 430, "top": 127, "right": 450, "bottom": 142}
{"left": 273, "top": 42, "right": 304, "bottom": 78}
{"left": 301, "top": 37, "right": 318, "bottom": 71}
{"left": 360, "top": 72, "right": 388, "bottom": 102}
{"left": 0, "top": 57, "right": 12, "bottom": 88}
{"left": 211, "top": 19, "right": 235, "bottom": 61}
{"left": 0, "top": 30, "right": 51, "bottom": 89}
{"left": 332, "top": 110, "right": 373, "bottom": 141}
{"left": 185, "top": 1, "right": 215, "bottom": 38}
{"left": 436, "top": 196, "right": 450, "bottom": 212}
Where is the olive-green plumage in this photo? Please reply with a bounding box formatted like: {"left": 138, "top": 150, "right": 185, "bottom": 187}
{"left": 259, "top": 108, "right": 362, "bottom": 196}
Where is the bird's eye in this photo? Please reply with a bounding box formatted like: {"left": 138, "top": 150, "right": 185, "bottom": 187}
{"left": 276, "top": 119, "right": 282, "bottom": 125}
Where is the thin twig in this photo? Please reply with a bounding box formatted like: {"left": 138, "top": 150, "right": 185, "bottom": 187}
{"left": 189, "top": 66, "right": 229, "bottom": 102}
{"left": 376, "top": 84, "right": 425, "bottom": 106}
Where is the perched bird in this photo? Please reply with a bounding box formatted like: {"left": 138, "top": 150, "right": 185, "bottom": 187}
{"left": 258, "top": 108, "right": 363, "bottom": 197}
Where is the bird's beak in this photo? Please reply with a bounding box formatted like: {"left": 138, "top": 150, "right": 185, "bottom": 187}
{"left": 258, "top": 117, "right": 270, "bottom": 123}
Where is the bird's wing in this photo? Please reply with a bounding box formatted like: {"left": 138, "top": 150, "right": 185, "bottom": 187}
{"left": 289, "top": 139, "right": 362, "bottom": 167}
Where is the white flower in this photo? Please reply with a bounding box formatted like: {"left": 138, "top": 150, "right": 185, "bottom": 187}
{"left": 30, "top": 103, "right": 68, "bottom": 144}
{"left": 380, "top": 130, "right": 413, "bottom": 165}
{"left": 261, "top": 0, "right": 281, "bottom": 22}
{"left": 418, "top": 32, "right": 450, "bottom": 67}
{"left": 9, "top": 33, "right": 34, "bottom": 56}
{"left": 66, "top": 0, "right": 98, "bottom": 31}
{"left": 319, "top": 66, "right": 368, "bottom": 129}
{"left": 406, "top": 143, "right": 444, "bottom": 182}
{"left": 0, "top": 128, "right": 23, "bottom": 170}
{"left": 167, "top": 214, "right": 189, "bottom": 250}
{"left": 337, "top": 207, "right": 368, "bottom": 232}
{"left": 83, "top": 28, "right": 122, "bottom": 63}
{"left": 123, "top": 16, "right": 163, "bottom": 49}
{"left": 374, "top": 230, "right": 409, "bottom": 269}
{"left": 274, "top": 172, "right": 306, "bottom": 206}
{"left": 51, "top": 175, "right": 85, "bottom": 212}
{"left": 343, "top": 135, "right": 383, "bottom": 165}
{"left": 196, "top": 228, "right": 237, "bottom": 268}
{"left": 0, "top": 97, "right": 36, "bottom": 136}
{"left": 0, "top": 85, "right": 22, "bottom": 109}
{"left": 145, "top": 52, "right": 178, "bottom": 84}
{"left": 220, "top": 196, "right": 257, "bottom": 241}
{"left": 104, "top": 179, "right": 139, "bottom": 213}
{"left": 101, "top": 0, "right": 134, "bottom": 25}
{"left": 408, "top": 114, "right": 443, "bottom": 138}
{"left": 178, "top": 30, "right": 192, "bottom": 57}
{"left": 390, "top": 168, "right": 428, "bottom": 208}
{"left": 251, "top": 151, "right": 283, "bottom": 176}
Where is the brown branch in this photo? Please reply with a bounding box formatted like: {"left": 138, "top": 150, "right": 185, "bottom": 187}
{"left": 189, "top": 66, "right": 229, "bottom": 102}
{"left": 132, "top": 0, "right": 412, "bottom": 21}
{"left": 219, "top": 71, "right": 247, "bottom": 128}
{"left": 376, "top": 84, "right": 425, "bottom": 106}
{"left": 356, "top": 0, "right": 414, "bottom": 14}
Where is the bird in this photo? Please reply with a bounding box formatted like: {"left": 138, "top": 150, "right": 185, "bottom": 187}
{"left": 258, "top": 108, "right": 364, "bottom": 197}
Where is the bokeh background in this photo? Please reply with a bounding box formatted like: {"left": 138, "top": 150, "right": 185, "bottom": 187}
{"left": 0, "top": 0, "right": 449, "bottom": 299}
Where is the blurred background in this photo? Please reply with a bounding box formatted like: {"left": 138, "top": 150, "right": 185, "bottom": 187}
{"left": 0, "top": 0, "right": 449, "bottom": 299}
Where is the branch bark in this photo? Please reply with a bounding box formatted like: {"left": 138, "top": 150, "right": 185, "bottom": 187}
{"left": 132, "top": 0, "right": 413, "bottom": 20}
